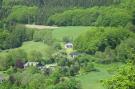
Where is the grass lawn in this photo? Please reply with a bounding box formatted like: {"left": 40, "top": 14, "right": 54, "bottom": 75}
{"left": 20, "top": 41, "right": 48, "bottom": 54}
{"left": 76, "top": 63, "right": 123, "bottom": 89}
{"left": 52, "top": 26, "right": 94, "bottom": 41}
{"left": 0, "top": 41, "right": 49, "bottom": 58}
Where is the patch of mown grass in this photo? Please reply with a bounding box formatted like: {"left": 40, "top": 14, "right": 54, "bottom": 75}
{"left": 76, "top": 63, "right": 123, "bottom": 89}
{"left": 0, "top": 41, "right": 49, "bottom": 58}
{"left": 52, "top": 26, "right": 93, "bottom": 41}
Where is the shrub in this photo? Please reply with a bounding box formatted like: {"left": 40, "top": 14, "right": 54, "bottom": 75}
{"left": 103, "top": 63, "right": 135, "bottom": 89}
{"left": 74, "top": 27, "right": 132, "bottom": 54}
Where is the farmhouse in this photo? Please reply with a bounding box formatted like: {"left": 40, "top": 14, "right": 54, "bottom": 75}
{"left": 64, "top": 43, "right": 73, "bottom": 49}
{"left": 24, "top": 62, "right": 39, "bottom": 68}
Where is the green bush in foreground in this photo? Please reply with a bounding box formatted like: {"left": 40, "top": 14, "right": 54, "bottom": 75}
{"left": 104, "top": 63, "right": 135, "bottom": 89}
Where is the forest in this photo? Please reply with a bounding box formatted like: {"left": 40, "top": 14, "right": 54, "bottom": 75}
{"left": 0, "top": 0, "right": 135, "bottom": 89}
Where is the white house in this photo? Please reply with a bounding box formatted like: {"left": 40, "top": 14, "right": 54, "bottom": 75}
{"left": 64, "top": 43, "right": 73, "bottom": 49}
{"left": 24, "top": 62, "right": 39, "bottom": 68}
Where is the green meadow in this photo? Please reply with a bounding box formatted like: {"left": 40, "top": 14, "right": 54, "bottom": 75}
{"left": 52, "top": 26, "right": 92, "bottom": 41}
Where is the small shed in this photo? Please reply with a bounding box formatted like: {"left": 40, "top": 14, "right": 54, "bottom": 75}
{"left": 64, "top": 43, "right": 73, "bottom": 49}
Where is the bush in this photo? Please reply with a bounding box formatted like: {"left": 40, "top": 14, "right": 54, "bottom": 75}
{"left": 53, "top": 42, "right": 62, "bottom": 51}
{"left": 115, "top": 38, "right": 135, "bottom": 62}
{"left": 27, "top": 50, "right": 43, "bottom": 62}
{"left": 7, "top": 49, "right": 27, "bottom": 66}
{"left": 74, "top": 27, "right": 132, "bottom": 54}
{"left": 54, "top": 79, "right": 81, "bottom": 89}
{"left": 0, "top": 54, "right": 10, "bottom": 71}
{"left": 63, "top": 36, "right": 72, "bottom": 43}
{"left": 104, "top": 63, "right": 135, "bottom": 89}
{"left": 3, "top": 25, "right": 33, "bottom": 49}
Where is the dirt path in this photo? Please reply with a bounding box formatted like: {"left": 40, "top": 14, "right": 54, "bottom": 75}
{"left": 25, "top": 24, "right": 59, "bottom": 29}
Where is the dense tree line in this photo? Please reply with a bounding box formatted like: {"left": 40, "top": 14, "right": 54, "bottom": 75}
{"left": 74, "top": 27, "right": 133, "bottom": 54}
{"left": 0, "top": 0, "right": 121, "bottom": 25}
{"left": 0, "top": 0, "right": 3, "bottom": 19}
{"left": 7, "top": 6, "right": 38, "bottom": 24}
{"left": 48, "top": 6, "right": 132, "bottom": 26}
{"left": 0, "top": 25, "right": 34, "bottom": 50}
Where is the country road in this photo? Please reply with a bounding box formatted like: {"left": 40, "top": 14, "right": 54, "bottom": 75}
{"left": 25, "top": 24, "right": 59, "bottom": 29}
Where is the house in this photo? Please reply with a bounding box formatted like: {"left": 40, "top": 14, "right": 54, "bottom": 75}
{"left": 0, "top": 76, "right": 4, "bottom": 83}
{"left": 64, "top": 43, "right": 73, "bottom": 49}
{"left": 24, "top": 62, "right": 39, "bottom": 68}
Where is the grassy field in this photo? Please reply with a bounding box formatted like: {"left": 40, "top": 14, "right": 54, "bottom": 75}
{"left": 20, "top": 41, "right": 48, "bottom": 54}
{"left": 76, "top": 63, "right": 122, "bottom": 89}
{"left": 52, "top": 26, "right": 93, "bottom": 41}
{"left": 0, "top": 41, "right": 49, "bottom": 58}
{"left": 26, "top": 26, "right": 93, "bottom": 41}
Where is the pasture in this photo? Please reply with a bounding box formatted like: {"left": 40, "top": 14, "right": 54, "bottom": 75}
{"left": 52, "top": 26, "right": 93, "bottom": 41}
{"left": 76, "top": 63, "right": 122, "bottom": 89}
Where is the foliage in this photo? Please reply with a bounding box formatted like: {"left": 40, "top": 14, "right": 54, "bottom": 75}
{"left": 104, "top": 63, "right": 135, "bottom": 89}
{"left": 0, "top": 49, "right": 27, "bottom": 70}
{"left": 54, "top": 78, "right": 81, "bottom": 89}
{"left": 115, "top": 38, "right": 135, "bottom": 62}
{"left": 52, "top": 42, "right": 62, "bottom": 51}
{"left": 27, "top": 50, "right": 43, "bottom": 62}
{"left": 48, "top": 7, "right": 132, "bottom": 26}
{"left": 0, "top": 67, "right": 81, "bottom": 89}
{"left": 1, "top": 25, "right": 34, "bottom": 49}
{"left": 63, "top": 36, "right": 72, "bottom": 43}
{"left": 0, "top": 0, "right": 135, "bottom": 89}
{"left": 7, "top": 6, "right": 38, "bottom": 24}
{"left": 2, "top": 0, "right": 120, "bottom": 24}
{"left": 7, "top": 49, "right": 27, "bottom": 66}
{"left": 0, "top": 29, "right": 9, "bottom": 50}
{"left": 76, "top": 54, "right": 96, "bottom": 73}
{"left": 74, "top": 27, "right": 132, "bottom": 54}
{"left": 33, "top": 30, "right": 53, "bottom": 45}
{"left": 0, "top": 54, "right": 10, "bottom": 71}
{"left": 95, "top": 47, "right": 116, "bottom": 64}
